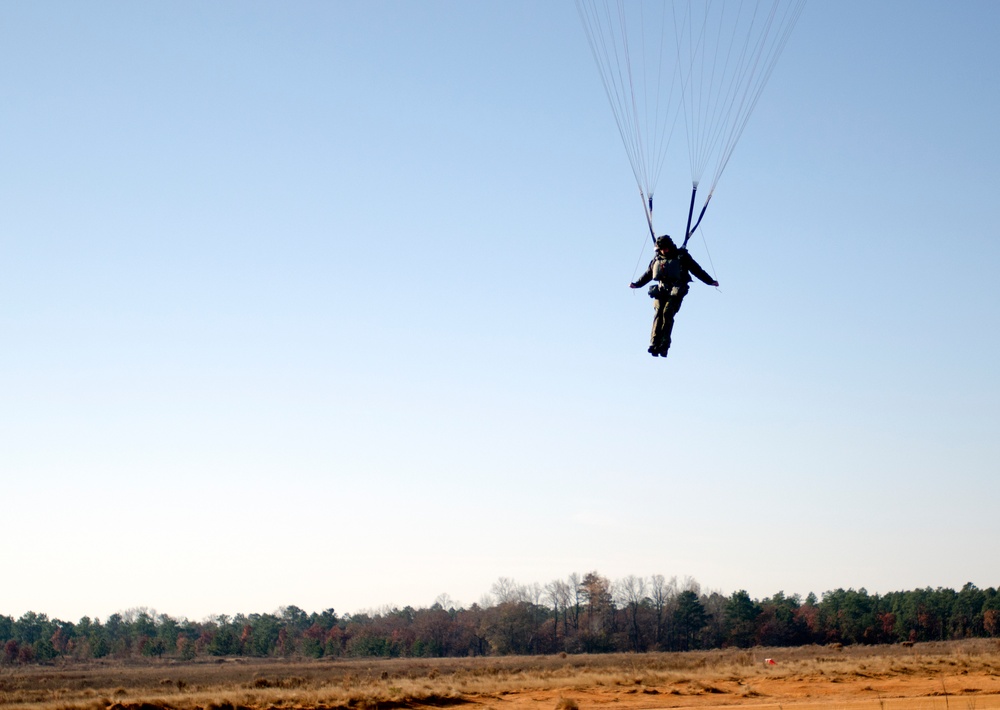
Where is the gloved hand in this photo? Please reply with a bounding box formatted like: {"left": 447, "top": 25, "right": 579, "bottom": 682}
{"left": 629, "top": 282, "right": 639, "bottom": 289}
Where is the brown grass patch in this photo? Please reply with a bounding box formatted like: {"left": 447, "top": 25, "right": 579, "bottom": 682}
{"left": 4, "top": 640, "right": 1000, "bottom": 710}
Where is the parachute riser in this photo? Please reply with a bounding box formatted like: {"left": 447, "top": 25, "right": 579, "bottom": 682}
{"left": 682, "top": 185, "right": 697, "bottom": 249}
{"left": 641, "top": 190, "right": 656, "bottom": 244}
{"left": 681, "top": 188, "right": 712, "bottom": 249}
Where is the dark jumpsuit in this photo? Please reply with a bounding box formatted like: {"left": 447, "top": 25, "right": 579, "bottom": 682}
{"left": 631, "top": 248, "right": 715, "bottom": 355}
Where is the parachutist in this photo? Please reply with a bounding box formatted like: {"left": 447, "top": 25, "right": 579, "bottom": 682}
{"left": 629, "top": 235, "right": 718, "bottom": 358}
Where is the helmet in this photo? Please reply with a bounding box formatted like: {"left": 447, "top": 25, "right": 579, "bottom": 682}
{"left": 655, "top": 235, "right": 676, "bottom": 251}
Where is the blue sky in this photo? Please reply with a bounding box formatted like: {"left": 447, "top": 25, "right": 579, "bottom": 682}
{"left": 3, "top": 1, "right": 999, "bottom": 623}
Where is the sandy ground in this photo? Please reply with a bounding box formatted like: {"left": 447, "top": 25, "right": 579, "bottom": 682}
{"left": 465, "top": 670, "right": 1000, "bottom": 710}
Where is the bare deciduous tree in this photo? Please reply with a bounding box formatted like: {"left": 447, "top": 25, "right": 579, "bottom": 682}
{"left": 617, "top": 575, "right": 648, "bottom": 651}
{"left": 546, "top": 579, "right": 571, "bottom": 640}
{"left": 650, "top": 574, "right": 678, "bottom": 649}
{"left": 491, "top": 577, "right": 521, "bottom": 605}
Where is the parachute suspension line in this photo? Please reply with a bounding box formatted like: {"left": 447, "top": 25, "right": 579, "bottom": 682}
{"left": 694, "top": 224, "right": 720, "bottom": 289}
{"left": 577, "top": 0, "right": 649, "bottom": 198}
{"left": 632, "top": 192, "right": 655, "bottom": 281}
{"left": 619, "top": 0, "right": 651, "bottom": 192}
{"left": 691, "top": 0, "right": 718, "bottom": 184}
{"left": 644, "top": 2, "right": 683, "bottom": 198}
{"left": 672, "top": 0, "right": 695, "bottom": 182}
{"left": 578, "top": 0, "right": 805, "bottom": 251}
{"left": 631, "top": 226, "right": 654, "bottom": 283}
{"left": 695, "top": 1, "right": 749, "bottom": 187}
{"left": 706, "top": 0, "right": 773, "bottom": 186}
{"left": 578, "top": 0, "right": 688, "bottom": 225}
{"left": 670, "top": 0, "right": 805, "bottom": 239}
{"left": 675, "top": 0, "right": 757, "bottom": 188}
{"left": 708, "top": 0, "right": 807, "bottom": 194}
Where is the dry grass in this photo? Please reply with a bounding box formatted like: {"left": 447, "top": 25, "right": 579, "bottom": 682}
{"left": 2, "top": 639, "right": 1000, "bottom": 710}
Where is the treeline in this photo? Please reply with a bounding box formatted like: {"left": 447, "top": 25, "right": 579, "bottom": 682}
{"left": 4, "top": 574, "right": 1000, "bottom": 664}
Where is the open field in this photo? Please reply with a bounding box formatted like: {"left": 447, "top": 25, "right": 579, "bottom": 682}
{"left": 3, "top": 640, "right": 1000, "bottom": 710}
